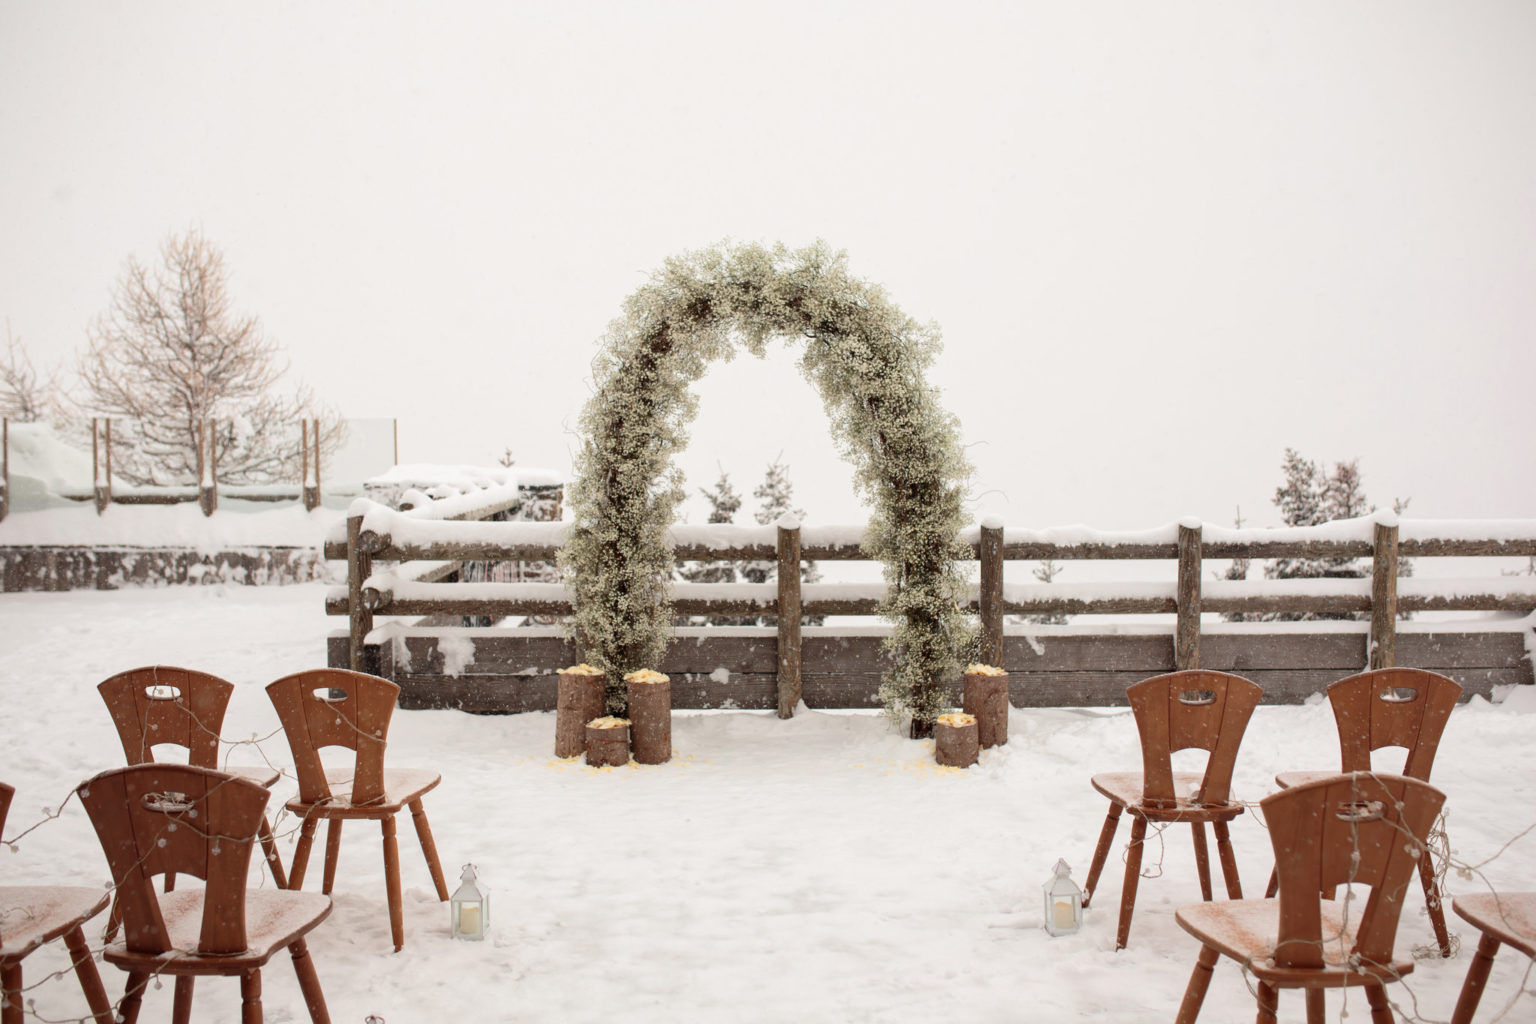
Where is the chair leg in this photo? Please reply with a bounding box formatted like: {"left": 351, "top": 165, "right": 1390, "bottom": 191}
{"left": 409, "top": 798, "right": 450, "bottom": 901}
{"left": 1264, "top": 866, "right": 1279, "bottom": 899}
{"left": 1304, "top": 987, "right": 1325, "bottom": 1024}
{"left": 1213, "top": 820, "right": 1243, "bottom": 899}
{"left": 1083, "top": 802, "right": 1123, "bottom": 909}
{"left": 259, "top": 814, "right": 289, "bottom": 889}
{"left": 171, "top": 975, "right": 195, "bottom": 1024}
{"left": 1365, "top": 982, "right": 1393, "bottom": 1024}
{"left": 1451, "top": 933, "right": 1501, "bottom": 1024}
{"left": 3, "top": 961, "right": 23, "bottom": 1024}
{"left": 118, "top": 970, "right": 150, "bottom": 1024}
{"left": 382, "top": 815, "right": 404, "bottom": 952}
{"left": 1175, "top": 944, "right": 1220, "bottom": 1024}
{"left": 241, "top": 970, "right": 263, "bottom": 1024}
{"left": 62, "top": 923, "right": 115, "bottom": 1024}
{"left": 164, "top": 871, "right": 177, "bottom": 893}
{"left": 290, "top": 815, "right": 320, "bottom": 890}
{"left": 1255, "top": 981, "right": 1279, "bottom": 1024}
{"left": 1116, "top": 815, "right": 1148, "bottom": 951}
{"left": 1191, "top": 822, "right": 1213, "bottom": 901}
{"left": 322, "top": 819, "right": 344, "bottom": 896}
{"left": 1417, "top": 847, "right": 1452, "bottom": 957}
{"left": 104, "top": 895, "right": 123, "bottom": 941}
{"left": 289, "top": 938, "right": 332, "bottom": 1024}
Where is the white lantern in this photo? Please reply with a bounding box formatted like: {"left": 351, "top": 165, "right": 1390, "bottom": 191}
{"left": 451, "top": 863, "right": 489, "bottom": 940}
{"left": 1042, "top": 858, "right": 1083, "bottom": 936}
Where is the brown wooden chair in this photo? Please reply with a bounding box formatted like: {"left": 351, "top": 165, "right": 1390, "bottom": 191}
{"left": 1081, "top": 670, "right": 1263, "bottom": 950}
{"left": 1448, "top": 891, "right": 1536, "bottom": 1023}
{"left": 265, "top": 668, "right": 449, "bottom": 951}
{"left": 1174, "top": 772, "right": 1446, "bottom": 1024}
{"left": 99, "top": 666, "right": 288, "bottom": 888}
{"left": 1266, "top": 667, "right": 1461, "bottom": 955}
{"left": 77, "top": 763, "right": 332, "bottom": 1024}
{"left": 0, "top": 782, "right": 115, "bottom": 1024}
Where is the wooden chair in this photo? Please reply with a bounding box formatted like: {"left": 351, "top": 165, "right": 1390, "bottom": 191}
{"left": 77, "top": 764, "right": 332, "bottom": 1024}
{"left": 1174, "top": 772, "right": 1446, "bottom": 1024}
{"left": 99, "top": 666, "right": 288, "bottom": 888}
{"left": 0, "top": 782, "right": 115, "bottom": 1024}
{"left": 1448, "top": 891, "right": 1536, "bottom": 1023}
{"left": 1081, "top": 670, "right": 1263, "bottom": 950}
{"left": 1266, "top": 667, "right": 1461, "bottom": 955}
{"left": 265, "top": 668, "right": 450, "bottom": 952}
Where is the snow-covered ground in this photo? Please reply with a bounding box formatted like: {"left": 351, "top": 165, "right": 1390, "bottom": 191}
{"left": 1, "top": 582, "right": 1532, "bottom": 1023}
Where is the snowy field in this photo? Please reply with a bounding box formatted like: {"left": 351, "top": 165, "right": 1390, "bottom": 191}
{"left": 1, "top": 583, "right": 1532, "bottom": 1023}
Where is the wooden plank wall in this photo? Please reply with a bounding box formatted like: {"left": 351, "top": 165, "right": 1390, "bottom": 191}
{"left": 327, "top": 627, "right": 1532, "bottom": 713}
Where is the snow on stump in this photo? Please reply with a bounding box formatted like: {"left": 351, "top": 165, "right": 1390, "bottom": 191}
{"left": 624, "top": 669, "right": 672, "bottom": 765}
{"left": 962, "top": 663, "right": 1009, "bottom": 749}
{"left": 556, "top": 664, "right": 607, "bottom": 758}
{"left": 585, "top": 716, "right": 631, "bottom": 767}
{"left": 934, "top": 712, "right": 979, "bottom": 768}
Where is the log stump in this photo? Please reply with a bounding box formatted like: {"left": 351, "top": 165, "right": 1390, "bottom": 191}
{"left": 934, "top": 712, "right": 979, "bottom": 768}
{"left": 585, "top": 717, "right": 631, "bottom": 767}
{"left": 624, "top": 669, "right": 672, "bottom": 765}
{"left": 556, "top": 665, "right": 607, "bottom": 758}
{"left": 962, "top": 664, "right": 1009, "bottom": 749}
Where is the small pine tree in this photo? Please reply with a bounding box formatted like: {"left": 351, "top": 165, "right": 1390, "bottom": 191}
{"left": 741, "top": 456, "right": 821, "bottom": 625}
{"left": 1220, "top": 506, "right": 1255, "bottom": 623}
{"left": 676, "top": 468, "right": 748, "bottom": 626}
{"left": 1012, "top": 558, "right": 1068, "bottom": 626}
{"left": 1261, "top": 449, "right": 1411, "bottom": 621}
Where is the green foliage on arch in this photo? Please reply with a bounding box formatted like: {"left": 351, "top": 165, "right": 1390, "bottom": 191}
{"left": 559, "top": 241, "right": 975, "bottom": 730}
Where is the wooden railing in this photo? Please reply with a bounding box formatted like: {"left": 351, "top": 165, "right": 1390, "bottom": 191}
{"left": 324, "top": 504, "right": 1536, "bottom": 713}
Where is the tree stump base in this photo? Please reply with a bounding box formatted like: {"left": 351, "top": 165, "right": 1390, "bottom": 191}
{"left": 934, "top": 713, "right": 979, "bottom": 768}
{"left": 624, "top": 670, "right": 672, "bottom": 765}
{"left": 585, "top": 717, "right": 631, "bottom": 767}
{"left": 556, "top": 666, "right": 608, "bottom": 758}
{"left": 962, "top": 665, "right": 1009, "bottom": 749}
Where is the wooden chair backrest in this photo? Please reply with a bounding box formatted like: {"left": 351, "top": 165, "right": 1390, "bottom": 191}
{"left": 1128, "top": 670, "right": 1263, "bottom": 807}
{"left": 98, "top": 666, "right": 236, "bottom": 769}
{"left": 1265, "top": 772, "right": 1445, "bottom": 969}
{"left": 1327, "top": 668, "right": 1460, "bottom": 781}
{"left": 266, "top": 669, "right": 399, "bottom": 806}
{"left": 77, "top": 764, "right": 266, "bottom": 956}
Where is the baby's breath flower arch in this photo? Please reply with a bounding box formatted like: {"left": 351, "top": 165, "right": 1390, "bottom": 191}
{"left": 560, "top": 241, "right": 975, "bottom": 734}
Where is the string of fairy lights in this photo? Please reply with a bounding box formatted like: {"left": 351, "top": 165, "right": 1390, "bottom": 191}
{"left": 3, "top": 706, "right": 1534, "bottom": 1023}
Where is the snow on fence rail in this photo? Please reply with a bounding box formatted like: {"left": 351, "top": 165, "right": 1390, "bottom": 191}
{"left": 323, "top": 505, "right": 1536, "bottom": 713}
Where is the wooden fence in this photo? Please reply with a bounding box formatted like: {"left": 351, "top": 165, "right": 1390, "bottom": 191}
{"left": 324, "top": 503, "right": 1536, "bottom": 713}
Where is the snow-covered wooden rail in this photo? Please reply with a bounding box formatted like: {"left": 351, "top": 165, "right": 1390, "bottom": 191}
{"left": 323, "top": 504, "right": 1536, "bottom": 712}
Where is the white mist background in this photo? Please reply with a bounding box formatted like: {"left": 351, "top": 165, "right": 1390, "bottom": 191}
{"left": 3, "top": 1, "right": 1533, "bottom": 529}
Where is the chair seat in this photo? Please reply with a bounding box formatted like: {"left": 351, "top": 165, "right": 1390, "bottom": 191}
{"left": 1090, "top": 772, "right": 1247, "bottom": 821}
{"left": 0, "top": 886, "right": 110, "bottom": 960}
{"left": 1453, "top": 892, "right": 1536, "bottom": 958}
{"left": 1176, "top": 898, "right": 1416, "bottom": 987}
{"left": 1273, "top": 769, "right": 1341, "bottom": 790}
{"left": 285, "top": 767, "right": 441, "bottom": 817}
{"left": 222, "top": 764, "right": 282, "bottom": 789}
{"left": 102, "top": 888, "right": 332, "bottom": 975}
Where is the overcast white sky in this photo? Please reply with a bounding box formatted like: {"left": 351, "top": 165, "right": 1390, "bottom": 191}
{"left": 3, "top": 1, "right": 1533, "bottom": 529}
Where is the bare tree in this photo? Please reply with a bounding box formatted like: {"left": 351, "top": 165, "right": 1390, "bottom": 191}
{"left": 1, "top": 322, "right": 61, "bottom": 422}
{"left": 77, "top": 229, "right": 342, "bottom": 486}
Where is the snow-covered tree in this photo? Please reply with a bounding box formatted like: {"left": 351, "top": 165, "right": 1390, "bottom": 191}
{"left": 0, "top": 323, "right": 60, "bottom": 422}
{"left": 77, "top": 229, "right": 343, "bottom": 485}
{"left": 740, "top": 456, "right": 822, "bottom": 625}
{"left": 676, "top": 469, "right": 751, "bottom": 626}
{"left": 1261, "top": 449, "right": 1411, "bottom": 621}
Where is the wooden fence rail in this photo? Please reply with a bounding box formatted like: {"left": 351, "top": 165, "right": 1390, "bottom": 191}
{"left": 325, "top": 504, "right": 1536, "bottom": 713}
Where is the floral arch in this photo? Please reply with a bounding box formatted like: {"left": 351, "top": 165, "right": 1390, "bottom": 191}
{"left": 559, "top": 241, "right": 974, "bottom": 732}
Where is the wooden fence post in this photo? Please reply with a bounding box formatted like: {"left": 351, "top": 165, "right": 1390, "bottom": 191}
{"left": 91, "top": 418, "right": 111, "bottom": 514}
{"left": 1370, "top": 518, "right": 1400, "bottom": 670}
{"left": 979, "top": 520, "right": 1004, "bottom": 669}
{"left": 347, "top": 514, "right": 374, "bottom": 673}
{"left": 312, "top": 418, "right": 322, "bottom": 506}
{"left": 301, "top": 419, "right": 320, "bottom": 511}
{"left": 777, "top": 518, "right": 803, "bottom": 719}
{"left": 1175, "top": 519, "right": 1203, "bottom": 670}
{"left": 1, "top": 417, "right": 8, "bottom": 522}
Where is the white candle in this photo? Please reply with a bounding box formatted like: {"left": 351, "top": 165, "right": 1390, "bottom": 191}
{"left": 459, "top": 906, "right": 481, "bottom": 935}
{"left": 1053, "top": 899, "right": 1075, "bottom": 930}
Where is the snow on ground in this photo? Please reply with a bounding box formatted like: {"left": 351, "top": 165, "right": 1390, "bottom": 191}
{"left": 1, "top": 583, "right": 1533, "bottom": 1023}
